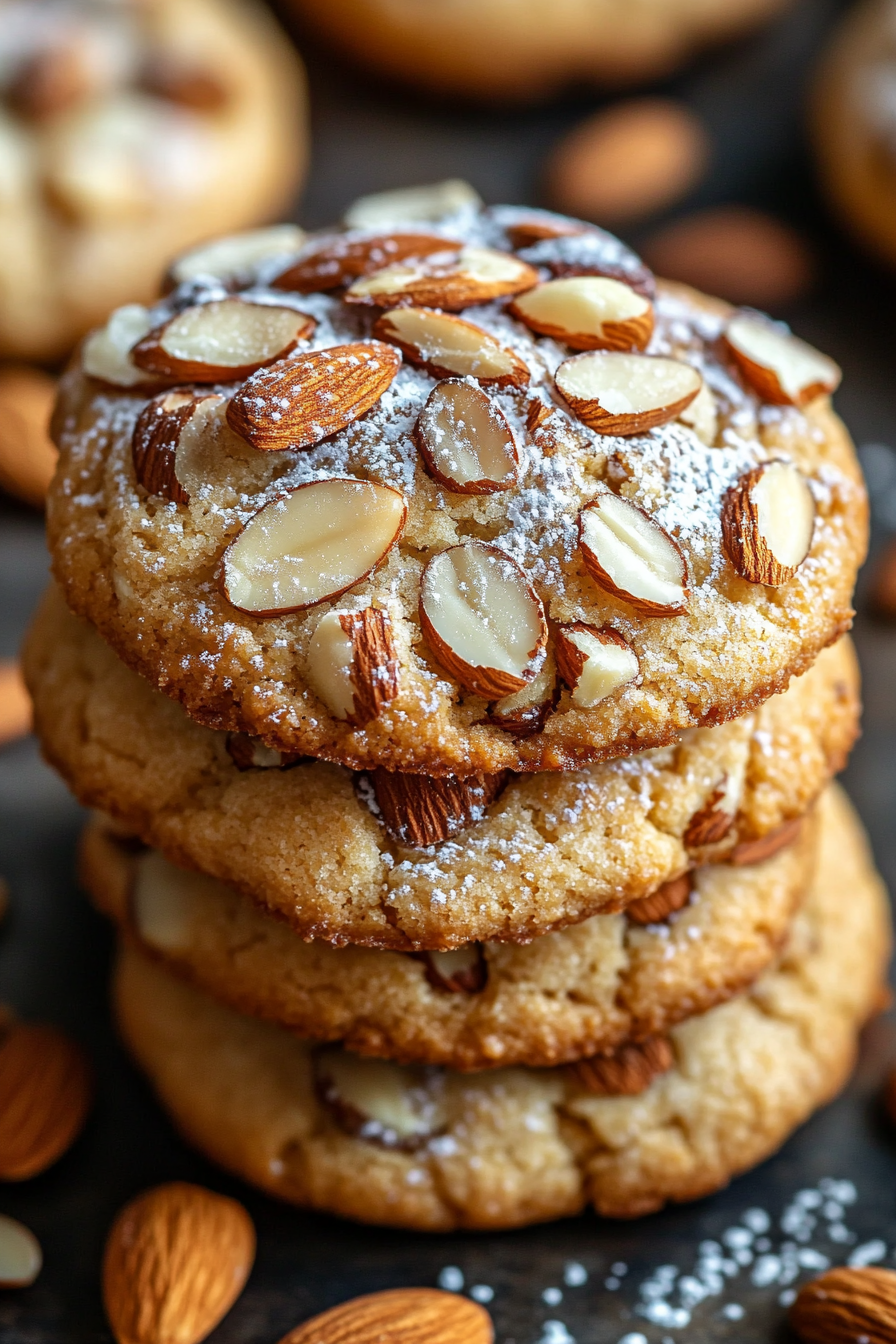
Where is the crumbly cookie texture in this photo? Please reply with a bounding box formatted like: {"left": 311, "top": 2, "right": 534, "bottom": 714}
{"left": 46, "top": 203, "right": 866, "bottom": 776}
{"left": 83, "top": 806, "right": 814, "bottom": 1070}
{"left": 113, "top": 785, "right": 890, "bottom": 1230}
{"left": 27, "top": 587, "right": 859, "bottom": 947}
{"left": 0, "top": 0, "right": 307, "bottom": 362}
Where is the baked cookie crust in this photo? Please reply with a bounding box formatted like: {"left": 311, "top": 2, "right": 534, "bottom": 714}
{"left": 113, "top": 785, "right": 891, "bottom": 1230}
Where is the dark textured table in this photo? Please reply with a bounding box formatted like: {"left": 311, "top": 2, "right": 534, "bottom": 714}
{"left": 3, "top": 0, "right": 896, "bottom": 1338}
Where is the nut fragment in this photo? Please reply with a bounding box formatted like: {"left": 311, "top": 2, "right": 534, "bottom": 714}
{"left": 131, "top": 390, "right": 219, "bottom": 505}
{"left": 0, "top": 1020, "right": 93, "bottom": 1179}
{"left": 504, "top": 212, "right": 590, "bottom": 249}
{"left": 724, "top": 314, "right": 841, "bottom": 407}
{"left": 307, "top": 608, "right": 399, "bottom": 727}
{"left": 569, "top": 1036, "right": 674, "bottom": 1096}
{"left": 729, "top": 817, "right": 802, "bottom": 866}
{"left": 373, "top": 308, "right": 528, "bottom": 387}
{"left": 313, "top": 1050, "right": 442, "bottom": 1147}
{"left": 221, "top": 479, "right": 407, "bottom": 616}
{"left": 418, "top": 945, "right": 488, "bottom": 994}
{"left": 226, "top": 342, "right": 401, "bottom": 452}
{"left": 278, "top": 1288, "right": 493, "bottom": 1344}
{"left": 167, "top": 224, "right": 306, "bottom": 288}
{"left": 82, "top": 305, "right": 156, "bottom": 388}
{"left": 0, "top": 365, "right": 58, "bottom": 508}
{"left": 509, "top": 277, "right": 653, "bottom": 352}
{"left": 555, "top": 623, "right": 639, "bottom": 707}
{"left": 789, "top": 1266, "right": 896, "bottom": 1344}
{"left": 419, "top": 542, "right": 547, "bottom": 697}
{"left": 626, "top": 874, "right": 692, "bottom": 925}
{"left": 272, "top": 232, "right": 459, "bottom": 293}
{"left": 683, "top": 778, "right": 738, "bottom": 848}
{"left": 486, "top": 656, "right": 558, "bottom": 736}
{"left": 345, "top": 246, "right": 538, "bottom": 310}
{"left": 0, "top": 1215, "right": 42, "bottom": 1288}
{"left": 344, "top": 179, "right": 483, "bottom": 228}
{"left": 225, "top": 734, "right": 303, "bottom": 771}
{"left": 368, "top": 768, "right": 508, "bottom": 847}
{"left": 131, "top": 299, "right": 315, "bottom": 383}
{"left": 556, "top": 351, "right": 702, "bottom": 436}
{"left": 103, "top": 1182, "right": 255, "bottom": 1344}
{"left": 722, "top": 460, "right": 815, "bottom": 586}
{"left": 414, "top": 380, "right": 518, "bottom": 494}
{"left": 578, "top": 493, "right": 688, "bottom": 616}
{"left": 132, "top": 850, "right": 199, "bottom": 954}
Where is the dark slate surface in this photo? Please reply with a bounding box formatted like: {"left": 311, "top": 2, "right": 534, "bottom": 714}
{"left": 3, "top": 0, "right": 896, "bottom": 1338}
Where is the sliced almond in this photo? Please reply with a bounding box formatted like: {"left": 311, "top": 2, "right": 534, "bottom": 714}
{"left": 578, "top": 493, "right": 688, "bottom": 616}
{"left": 555, "top": 622, "right": 639, "bottom": 707}
{"left": 556, "top": 351, "right": 702, "bottom": 436}
{"left": 131, "top": 390, "right": 220, "bottom": 505}
{"left": 419, "top": 541, "right": 546, "bottom": 697}
{"left": 485, "top": 655, "right": 557, "bottom": 736}
{"left": 414, "top": 380, "right": 518, "bottom": 494}
{"left": 313, "top": 1050, "right": 442, "bottom": 1148}
{"left": 307, "top": 608, "right": 399, "bottom": 727}
{"left": 344, "top": 179, "right": 483, "bottom": 228}
{"left": 683, "top": 777, "right": 737, "bottom": 848}
{"left": 167, "top": 224, "right": 306, "bottom": 288}
{"left": 368, "top": 768, "right": 508, "bottom": 847}
{"left": 504, "top": 213, "right": 590, "bottom": 249}
{"left": 82, "top": 304, "right": 156, "bottom": 388}
{"left": 729, "top": 817, "right": 802, "bottom": 866}
{"left": 626, "top": 874, "right": 692, "bottom": 925}
{"left": 418, "top": 945, "right": 488, "bottom": 994}
{"left": 724, "top": 314, "right": 841, "bottom": 407}
{"left": 0, "top": 1215, "right": 42, "bottom": 1288}
{"left": 677, "top": 379, "right": 718, "bottom": 445}
{"left": 272, "top": 232, "right": 459, "bottom": 293}
{"left": 225, "top": 733, "right": 303, "bottom": 771}
{"left": 279, "top": 1289, "right": 493, "bottom": 1344}
{"left": 0, "top": 1020, "right": 93, "bottom": 1180}
{"left": 132, "top": 851, "right": 199, "bottom": 954}
{"left": 569, "top": 1036, "right": 674, "bottom": 1096}
{"left": 345, "top": 246, "right": 538, "bottom": 310}
{"left": 509, "top": 277, "right": 653, "bottom": 352}
{"left": 103, "top": 1183, "right": 255, "bottom": 1344}
{"left": 721, "top": 460, "right": 815, "bottom": 586}
{"left": 130, "top": 299, "right": 315, "bottom": 384}
{"left": 226, "top": 342, "right": 401, "bottom": 452}
{"left": 221, "top": 478, "right": 407, "bottom": 616}
{"left": 373, "top": 308, "right": 528, "bottom": 388}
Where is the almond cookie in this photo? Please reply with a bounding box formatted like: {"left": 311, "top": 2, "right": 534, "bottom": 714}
{"left": 113, "top": 785, "right": 891, "bottom": 1229}
{"left": 0, "top": 0, "right": 307, "bottom": 362}
{"left": 45, "top": 201, "right": 866, "bottom": 777}
{"left": 82, "top": 805, "right": 813, "bottom": 1070}
{"left": 26, "top": 587, "right": 859, "bottom": 948}
{"left": 814, "top": 0, "right": 896, "bottom": 268}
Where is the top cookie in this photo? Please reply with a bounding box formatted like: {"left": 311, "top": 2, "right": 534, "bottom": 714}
{"left": 47, "top": 199, "right": 867, "bottom": 776}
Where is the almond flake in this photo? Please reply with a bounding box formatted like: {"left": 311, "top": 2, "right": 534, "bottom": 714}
{"left": 313, "top": 1050, "right": 442, "bottom": 1147}
{"left": 724, "top": 313, "right": 841, "bottom": 407}
{"left": 344, "top": 246, "right": 538, "bottom": 310}
{"left": 343, "top": 179, "right": 483, "bottom": 228}
{"left": 417, "top": 945, "right": 488, "bottom": 994}
{"left": 414, "top": 380, "right": 518, "bottom": 494}
{"left": 555, "top": 622, "right": 639, "bottom": 706}
{"left": 578, "top": 493, "right": 688, "bottom": 615}
{"left": 307, "top": 608, "right": 399, "bottom": 727}
{"left": 167, "top": 224, "right": 306, "bottom": 288}
{"left": 722, "top": 460, "right": 815, "bottom": 586}
{"left": 569, "top": 1036, "right": 674, "bottom": 1096}
{"left": 373, "top": 308, "right": 528, "bottom": 387}
{"left": 556, "top": 350, "right": 702, "bottom": 435}
{"left": 131, "top": 390, "right": 220, "bottom": 505}
{"left": 505, "top": 214, "right": 590, "bottom": 249}
{"left": 131, "top": 299, "right": 315, "bottom": 383}
{"left": 272, "top": 232, "right": 460, "bottom": 293}
{"left": 509, "top": 276, "right": 654, "bottom": 352}
{"left": 82, "top": 304, "right": 156, "bottom": 387}
{"left": 626, "top": 874, "right": 692, "bottom": 925}
{"left": 368, "top": 767, "right": 508, "bottom": 847}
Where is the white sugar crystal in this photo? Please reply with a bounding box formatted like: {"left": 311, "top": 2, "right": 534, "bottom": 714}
{"left": 438, "top": 1266, "right": 464, "bottom": 1291}
{"left": 563, "top": 1262, "right": 587, "bottom": 1287}
{"left": 848, "top": 1239, "right": 887, "bottom": 1268}
{"left": 470, "top": 1284, "right": 494, "bottom": 1303}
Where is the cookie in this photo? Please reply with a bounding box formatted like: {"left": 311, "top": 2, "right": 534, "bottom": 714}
{"left": 46, "top": 202, "right": 866, "bottom": 777}
{"left": 113, "top": 785, "right": 891, "bottom": 1229}
{"left": 0, "top": 0, "right": 307, "bottom": 363}
{"left": 287, "top": 0, "right": 792, "bottom": 103}
{"left": 26, "top": 586, "right": 859, "bottom": 948}
{"left": 814, "top": 0, "right": 896, "bottom": 268}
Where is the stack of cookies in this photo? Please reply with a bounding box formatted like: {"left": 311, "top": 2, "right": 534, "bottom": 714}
{"left": 24, "top": 184, "right": 891, "bottom": 1230}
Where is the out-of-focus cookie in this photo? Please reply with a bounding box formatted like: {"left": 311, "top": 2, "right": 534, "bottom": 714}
{"left": 113, "top": 785, "right": 891, "bottom": 1230}
{"left": 0, "top": 0, "right": 308, "bottom": 362}
{"left": 26, "top": 588, "right": 859, "bottom": 948}
{"left": 45, "top": 201, "right": 866, "bottom": 777}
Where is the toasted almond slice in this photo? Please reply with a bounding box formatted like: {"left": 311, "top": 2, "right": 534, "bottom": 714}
{"left": 272, "top": 232, "right": 460, "bottom": 293}
{"left": 419, "top": 541, "right": 547, "bottom": 697}
{"left": 418, "top": 945, "right": 488, "bottom": 994}
{"left": 626, "top": 873, "right": 692, "bottom": 925}
{"left": 279, "top": 1290, "right": 493, "bottom": 1344}
{"left": 226, "top": 342, "right": 402, "bottom": 452}
{"left": 225, "top": 733, "right": 303, "bottom": 771}
{"left": 678, "top": 379, "right": 718, "bottom": 445}
{"left": 82, "top": 304, "right": 156, "bottom": 388}
{"left": 414, "top": 380, "right": 518, "bottom": 494}
{"left": 556, "top": 351, "right": 702, "bottom": 436}
{"left": 131, "top": 389, "right": 220, "bottom": 505}
{"left": 167, "top": 224, "right": 306, "bottom": 288}
{"left": 131, "top": 299, "right": 315, "bottom": 384}
{"left": 569, "top": 1036, "right": 674, "bottom": 1096}
{"left": 343, "top": 179, "right": 483, "bottom": 228}
{"left": 486, "top": 656, "right": 558, "bottom": 736}
{"left": 0, "top": 1215, "right": 42, "bottom": 1288}
{"left": 509, "top": 277, "right": 653, "bottom": 352}
{"left": 373, "top": 308, "right": 528, "bottom": 388}
{"left": 221, "top": 478, "right": 406, "bottom": 616}
{"left": 368, "top": 768, "right": 508, "bottom": 847}
{"left": 555, "top": 622, "right": 639, "bottom": 706}
{"left": 578, "top": 493, "right": 688, "bottom": 616}
{"left": 307, "top": 608, "right": 399, "bottom": 727}
{"left": 724, "top": 314, "right": 841, "bottom": 407}
{"left": 721, "top": 460, "right": 815, "bottom": 586}
{"left": 344, "top": 246, "right": 538, "bottom": 310}
{"left": 504, "top": 213, "right": 590, "bottom": 249}
{"left": 132, "top": 850, "right": 199, "bottom": 954}
{"left": 313, "top": 1050, "right": 442, "bottom": 1147}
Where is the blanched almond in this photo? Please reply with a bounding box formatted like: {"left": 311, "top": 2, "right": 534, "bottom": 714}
{"left": 509, "top": 277, "right": 653, "bottom": 352}
{"left": 307, "top": 608, "right": 399, "bottom": 727}
{"left": 167, "top": 224, "right": 306, "bottom": 288}
{"left": 225, "top": 734, "right": 303, "bottom": 771}
{"left": 131, "top": 390, "right": 220, "bottom": 505}
{"left": 721, "top": 460, "right": 815, "bottom": 586}
{"left": 131, "top": 299, "right": 315, "bottom": 383}
{"left": 373, "top": 308, "right": 528, "bottom": 387}
{"left": 414, "top": 380, "right": 517, "bottom": 494}
{"left": 578, "top": 493, "right": 688, "bottom": 615}
{"left": 344, "top": 246, "right": 538, "bottom": 310}
{"left": 226, "top": 342, "right": 401, "bottom": 452}
{"left": 272, "top": 232, "right": 459, "bottom": 293}
{"left": 555, "top": 622, "right": 639, "bottom": 706}
{"left": 724, "top": 314, "right": 841, "bottom": 407}
{"left": 569, "top": 1036, "right": 674, "bottom": 1096}
{"left": 343, "top": 179, "right": 483, "bottom": 228}
{"left": 418, "top": 945, "right": 487, "bottom": 994}
{"left": 369, "top": 767, "right": 508, "bottom": 847}
{"left": 0, "top": 1215, "right": 42, "bottom": 1288}
{"left": 221, "top": 478, "right": 407, "bottom": 616}
{"left": 313, "top": 1050, "right": 442, "bottom": 1147}
{"left": 132, "top": 850, "right": 198, "bottom": 954}
{"left": 556, "top": 351, "right": 702, "bottom": 435}
{"left": 419, "top": 542, "right": 546, "bottom": 697}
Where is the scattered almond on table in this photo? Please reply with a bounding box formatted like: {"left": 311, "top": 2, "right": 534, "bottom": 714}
{"left": 0, "top": 1019, "right": 93, "bottom": 1180}
{"left": 0, "top": 663, "right": 31, "bottom": 748}
{"left": 0, "top": 1214, "right": 42, "bottom": 1288}
{"left": 277, "top": 1287, "right": 494, "bottom": 1344}
{"left": 789, "top": 1265, "right": 896, "bottom": 1343}
{"left": 0, "top": 366, "right": 58, "bottom": 508}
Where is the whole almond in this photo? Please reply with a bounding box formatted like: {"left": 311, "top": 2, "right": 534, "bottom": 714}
{"left": 103, "top": 1182, "right": 255, "bottom": 1344}
{"left": 368, "top": 768, "right": 509, "bottom": 847}
{"left": 278, "top": 1287, "right": 493, "bottom": 1344}
{"left": 0, "top": 1021, "right": 93, "bottom": 1179}
{"left": 569, "top": 1036, "right": 674, "bottom": 1096}
{"left": 0, "top": 661, "right": 31, "bottom": 747}
{"left": 789, "top": 1266, "right": 896, "bottom": 1344}
{"left": 0, "top": 366, "right": 58, "bottom": 508}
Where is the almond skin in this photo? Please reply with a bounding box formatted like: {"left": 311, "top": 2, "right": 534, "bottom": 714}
{"left": 569, "top": 1036, "right": 674, "bottom": 1096}
{"left": 272, "top": 232, "right": 459, "bottom": 293}
{"left": 789, "top": 1266, "right": 896, "bottom": 1344}
{"left": 277, "top": 1287, "right": 494, "bottom": 1344}
{"left": 721, "top": 461, "right": 815, "bottom": 586}
{"left": 626, "top": 874, "right": 692, "bottom": 925}
{"left": 340, "top": 608, "right": 400, "bottom": 728}
{"left": 683, "top": 781, "right": 734, "bottom": 848}
{"left": 103, "top": 1182, "right": 255, "bottom": 1344}
{"left": 368, "top": 768, "right": 509, "bottom": 847}
{"left": 131, "top": 391, "right": 216, "bottom": 505}
{"left": 729, "top": 817, "right": 802, "bottom": 866}
{"left": 0, "top": 1021, "right": 93, "bottom": 1180}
